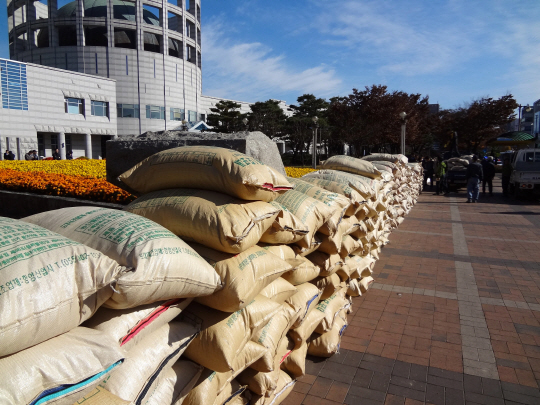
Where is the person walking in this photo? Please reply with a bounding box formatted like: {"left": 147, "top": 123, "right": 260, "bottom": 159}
{"left": 466, "top": 155, "right": 483, "bottom": 203}
{"left": 482, "top": 156, "right": 496, "bottom": 196}
{"left": 422, "top": 157, "right": 434, "bottom": 191}
{"left": 501, "top": 158, "right": 512, "bottom": 196}
{"left": 435, "top": 158, "right": 447, "bottom": 195}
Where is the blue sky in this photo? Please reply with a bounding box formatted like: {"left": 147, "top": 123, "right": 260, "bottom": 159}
{"left": 1, "top": 0, "right": 539, "bottom": 110}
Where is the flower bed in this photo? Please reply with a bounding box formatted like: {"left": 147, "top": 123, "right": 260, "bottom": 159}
{"left": 0, "top": 160, "right": 316, "bottom": 204}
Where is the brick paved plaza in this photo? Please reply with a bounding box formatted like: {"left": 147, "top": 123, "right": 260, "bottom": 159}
{"left": 285, "top": 176, "right": 540, "bottom": 404}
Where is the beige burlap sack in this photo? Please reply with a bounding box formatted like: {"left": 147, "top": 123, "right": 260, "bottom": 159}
{"left": 311, "top": 273, "right": 343, "bottom": 300}
{"left": 322, "top": 155, "right": 382, "bottom": 179}
{"left": 250, "top": 305, "right": 298, "bottom": 372}
{"left": 302, "top": 170, "right": 375, "bottom": 199}
{"left": 191, "top": 244, "right": 292, "bottom": 312}
{"left": 341, "top": 234, "right": 362, "bottom": 258}
{"left": 125, "top": 189, "right": 278, "bottom": 254}
{"left": 253, "top": 371, "right": 295, "bottom": 405}
{"left": 102, "top": 320, "right": 200, "bottom": 403}
{"left": 285, "top": 282, "right": 322, "bottom": 328}
{"left": 182, "top": 296, "right": 281, "bottom": 372}
{"left": 141, "top": 360, "right": 203, "bottom": 405}
{"left": 306, "top": 251, "right": 343, "bottom": 277}
{"left": 212, "top": 380, "right": 247, "bottom": 405}
{"left": 314, "top": 292, "right": 351, "bottom": 334}
{"left": 281, "top": 256, "right": 320, "bottom": 285}
{"left": 291, "top": 236, "right": 322, "bottom": 257}
{"left": 0, "top": 217, "right": 125, "bottom": 357}
{"left": 183, "top": 341, "right": 265, "bottom": 405}
{"left": 237, "top": 367, "right": 280, "bottom": 398}
{"left": 0, "top": 327, "right": 124, "bottom": 405}
{"left": 83, "top": 298, "right": 192, "bottom": 351}
{"left": 359, "top": 276, "right": 375, "bottom": 293}
{"left": 259, "top": 277, "right": 298, "bottom": 304}
{"left": 273, "top": 190, "right": 334, "bottom": 248}
{"left": 23, "top": 207, "right": 221, "bottom": 309}
{"left": 298, "top": 177, "right": 365, "bottom": 216}
{"left": 372, "top": 160, "right": 399, "bottom": 174}
{"left": 72, "top": 387, "right": 130, "bottom": 405}
{"left": 361, "top": 153, "right": 407, "bottom": 165}
{"left": 308, "top": 314, "right": 348, "bottom": 358}
{"left": 259, "top": 201, "right": 309, "bottom": 245}
{"left": 347, "top": 279, "right": 362, "bottom": 297}
{"left": 280, "top": 338, "right": 308, "bottom": 379}
{"left": 260, "top": 244, "right": 297, "bottom": 261}
{"left": 316, "top": 232, "right": 341, "bottom": 255}
{"left": 118, "top": 146, "right": 293, "bottom": 201}
{"left": 288, "top": 300, "right": 326, "bottom": 349}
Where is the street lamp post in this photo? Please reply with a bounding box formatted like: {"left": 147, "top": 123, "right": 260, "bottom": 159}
{"left": 312, "top": 116, "right": 319, "bottom": 169}
{"left": 518, "top": 104, "right": 532, "bottom": 132}
{"left": 399, "top": 112, "right": 407, "bottom": 155}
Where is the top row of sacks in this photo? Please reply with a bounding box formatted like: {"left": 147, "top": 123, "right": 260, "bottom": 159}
{"left": 118, "top": 146, "right": 390, "bottom": 202}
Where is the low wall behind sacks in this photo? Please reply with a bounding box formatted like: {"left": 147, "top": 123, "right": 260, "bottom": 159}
{"left": 0, "top": 190, "right": 123, "bottom": 219}
{"left": 106, "top": 131, "right": 286, "bottom": 189}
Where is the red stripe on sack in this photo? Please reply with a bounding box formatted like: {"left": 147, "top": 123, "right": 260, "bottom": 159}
{"left": 261, "top": 183, "right": 293, "bottom": 192}
{"left": 280, "top": 350, "right": 293, "bottom": 364}
{"left": 120, "top": 298, "right": 185, "bottom": 346}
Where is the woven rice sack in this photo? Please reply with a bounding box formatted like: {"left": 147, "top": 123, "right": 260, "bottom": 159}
{"left": 83, "top": 298, "right": 192, "bottom": 351}
{"left": 259, "top": 277, "right": 298, "bottom": 304}
{"left": 314, "top": 292, "right": 351, "bottom": 334}
{"left": 0, "top": 327, "right": 124, "bottom": 405}
{"left": 297, "top": 177, "right": 366, "bottom": 216}
{"left": 22, "top": 207, "right": 221, "bottom": 309}
{"left": 322, "top": 155, "right": 382, "bottom": 180}
{"left": 182, "top": 296, "right": 281, "bottom": 372}
{"left": 281, "top": 256, "right": 320, "bottom": 285}
{"left": 302, "top": 170, "right": 374, "bottom": 199}
{"left": 191, "top": 244, "right": 292, "bottom": 312}
{"left": 213, "top": 381, "right": 247, "bottom": 405}
{"left": 260, "top": 201, "right": 309, "bottom": 244}
{"left": 102, "top": 320, "right": 199, "bottom": 403}
{"left": 260, "top": 244, "right": 297, "bottom": 261}
{"left": 316, "top": 232, "right": 341, "bottom": 255}
{"left": 311, "top": 273, "right": 343, "bottom": 300}
{"left": 280, "top": 339, "right": 308, "bottom": 379}
{"left": 347, "top": 279, "right": 362, "bottom": 297}
{"left": 359, "top": 276, "right": 375, "bottom": 293}
{"left": 288, "top": 299, "right": 327, "bottom": 349}
{"left": 291, "top": 237, "right": 322, "bottom": 257}
{"left": 273, "top": 190, "right": 334, "bottom": 248}
{"left": 250, "top": 371, "right": 295, "bottom": 405}
{"left": 250, "top": 305, "right": 299, "bottom": 372}
{"left": 141, "top": 360, "right": 203, "bottom": 405}
{"left": 183, "top": 341, "right": 265, "bottom": 405}
{"left": 0, "top": 217, "right": 125, "bottom": 357}
{"left": 341, "top": 234, "right": 362, "bottom": 258}
{"left": 306, "top": 251, "right": 343, "bottom": 277}
{"left": 361, "top": 153, "right": 407, "bottom": 165}
{"left": 125, "top": 189, "right": 279, "bottom": 254}
{"left": 237, "top": 367, "right": 280, "bottom": 398}
{"left": 118, "top": 146, "right": 293, "bottom": 202}
{"left": 72, "top": 387, "right": 129, "bottom": 405}
{"left": 308, "top": 314, "right": 347, "bottom": 358}
{"left": 372, "top": 161, "right": 398, "bottom": 174}
{"left": 285, "top": 282, "right": 322, "bottom": 328}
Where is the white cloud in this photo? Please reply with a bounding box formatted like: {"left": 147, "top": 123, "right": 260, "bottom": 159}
{"left": 202, "top": 18, "right": 342, "bottom": 103}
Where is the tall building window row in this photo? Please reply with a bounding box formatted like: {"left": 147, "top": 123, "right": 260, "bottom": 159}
{"left": 146, "top": 105, "right": 165, "bottom": 119}
{"left": 91, "top": 100, "right": 109, "bottom": 117}
{"left": 170, "top": 107, "right": 185, "bottom": 121}
{"left": 117, "top": 103, "right": 140, "bottom": 118}
{"left": 1, "top": 59, "right": 28, "bottom": 110}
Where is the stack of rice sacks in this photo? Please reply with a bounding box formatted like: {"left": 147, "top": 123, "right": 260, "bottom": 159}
{"left": 0, "top": 146, "right": 423, "bottom": 405}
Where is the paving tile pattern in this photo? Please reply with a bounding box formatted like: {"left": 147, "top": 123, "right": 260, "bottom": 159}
{"left": 283, "top": 177, "right": 540, "bottom": 404}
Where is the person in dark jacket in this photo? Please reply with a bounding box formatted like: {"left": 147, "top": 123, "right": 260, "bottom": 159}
{"left": 422, "top": 157, "right": 434, "bottom": 190}
{"left": 435, "top": 158, "right": 448, "bottom": 195}
{"left": 466, "top": 155, "right": 483, "bottom": 203}
{"left": 3, "top": 150, "right": 15, "bottom": 160}
{"left": 52, "top": 148, "right": 61, "bottom": 160}
{"left": 481, "top": 156, "right": 496, "bottom": 196}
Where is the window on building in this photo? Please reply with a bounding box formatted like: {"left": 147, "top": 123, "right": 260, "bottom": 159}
{"left": 37, "top": 133, "right": 45, "bottom": 156}
{"left": 142, "top": 4, "right": 161, "bottom": 26}
{"left": 186, "top": 44, "right": 196, "bottom": 64}
{"left": 58, "top": 25, "right": 77, "bottom": 46}
{"left": 200, "top": 113, "right": 206, "bottom": 122}
{"left": 65, "top": 97, "right": 84, "bottom": 115}
{"left": 85, "top": 26, "right": 108, "bottom": 47}
{"left": 186, "top": 0, "right": 193, "bottom": 14}
{"left": 35, "top": 27, "right": 49, "bottom": 48}
{"left": 1, "top": 60, "right": 29, "bottom": 110}
{"left": 168, "top": 11, "right": 182, "bottom": 33}
{"left": 168, "top": 38, "right": 182, "bottom": 58}
{"left": 167, "top": 0, "right": 180, "bottom": 6}
{"left": 51, "top": 133, "right": 58, "bottom": 151}
{"left": 117, "top": 103, "right": 140, "bottom": 118}
{"left": 65, "top": 134, "right": 72, "bottom": 153}
{"left": 91, "top": 100, "right": 109, "bottom": 117}
{"left": 197, "top": 51, "right": 201, "bottom": 68}
{"left": 170, "top": 107, "right": 185, "bottom": 121}
{"left": 197, "top": 4, "right": 201, "bottom": 22}
{"left": 197, "top": 28, "right": 201, "bottom": 45}
{"left": 146, "top": 105, "right": 165, "bottom": 119}
{"left": 188, "top": 110, "right": 197, "bottom": 122}
{"left": 114, "top": 0, "right": 136, "bottom": 21}
{"left": 144, "top": 32, "right": 162, "bottom": 53}
{"left": 114, "top": 28, "right": 136, "bottom": 49}
{"left": 186, "top": 20, "right": 196, "bottom": 40}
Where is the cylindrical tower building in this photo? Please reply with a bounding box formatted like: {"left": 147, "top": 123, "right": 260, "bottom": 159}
{"left": 7, "top": 0, "right": 202, "bottom": 135}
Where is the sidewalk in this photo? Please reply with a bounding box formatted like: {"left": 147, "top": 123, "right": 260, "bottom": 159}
{"left": 284, "top": 176, "right": 540, "bottom": 404}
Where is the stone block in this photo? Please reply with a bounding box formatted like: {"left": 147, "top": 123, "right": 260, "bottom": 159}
{"left": 106, "top": 130, "right": 286, "bottom": 189}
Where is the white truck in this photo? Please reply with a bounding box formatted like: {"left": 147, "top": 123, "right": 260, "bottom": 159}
{"left": 509, "top": 149, "right": 540, "bottom": 197}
